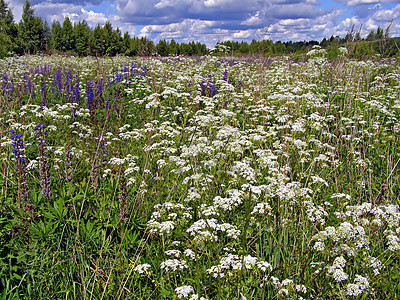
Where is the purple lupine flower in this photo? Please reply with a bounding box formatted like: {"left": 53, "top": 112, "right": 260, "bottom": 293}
{"left": 116, "top": 71, "right": 122, "bottom": 83}
{"left": 97, "top": 135, "right": 108, "bottom": 166}
{"left": 51, "top": 80, "right": 56, "bottom": 97}
{"left": 11, "top": 129, "right": 25, "bottom": 164}
{"left": 105, "top": 95, "right": 110, "bottom": 116}
{"left": 141, "top": 66, "right": 149, "bottom": 78}
{"left": 187, "top": 81, "right": 192, "bottom": 96}
{"left": 86, "top": 79, "right": 94, "bottom": 111}
{"left": 71, "top": 75, "right": 80, "bottom": 105}
{"left": 28, "top": 76, "right": 35, "bottom": 97}
{"left": 95, "top": 78, "right": 104, "bottom": 108}
{"left": 199, "top": 80, "right": 207, "bottom": 96}
{"left": 11, "top": 129, "right": 30, "bottom": 209}
{"left": 223, "top": 69, "right": 228, "bottom": 81}
{"left": 55, "top": 68, "right": 63, "bottom": 95}
{"left": 207, "top": 75, "right": 219, "bottom": 97}
{"left": 130, "top": 62, "right": 137, "bottom": 77}
{"left": 35, "top": 123, "right": 47, "bottom": 140}
{"left": 41, "top": 77, "right": 47, "bottom": 106}
{"left": 65, "top": 68, "right": 72, "bottom": 101}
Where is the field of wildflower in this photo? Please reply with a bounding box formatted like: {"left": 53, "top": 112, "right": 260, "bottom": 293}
{"left": 0, "top": 49, "right": 400, "bottom": 299}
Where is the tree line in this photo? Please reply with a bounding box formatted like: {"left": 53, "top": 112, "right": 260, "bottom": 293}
{"left": 0, "top": 0, "right": 208, "bottom": 57}
{"left": 0, "top": 0, "right": 399, "bottom": 59}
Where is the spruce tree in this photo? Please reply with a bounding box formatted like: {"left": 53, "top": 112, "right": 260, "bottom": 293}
{"left": 74, "top": 20, "right": 91, "bottom": 56}
{"left": 19, "top": 0, "right": 45, "bottom": 54}
{"left": 61, "top": 17, "right": 74, "bottom": 52}
{"left": 91, "top": 24, "right": 105, "bottom": 56}
{"left": 0, "top": 0, "right": 17, "bottom": 57}
{"left": 50, "top": 20, "right": 62, "bottom": 52}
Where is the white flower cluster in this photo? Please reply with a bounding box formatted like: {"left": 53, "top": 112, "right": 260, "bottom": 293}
{"left": 270, "top": 277, "right": 307, "bottom": 297}
{"left": 346, "top": 275, "right": 370, "bottom": 296}
{"left": 186, "top": 218, "right": 241, "bottom": 242}
{"left": 304, "top": 200, "right": 328, "bottom": 226}
{"left": 160, "top": 259, "right": 188, "bottom": 272}
{"left": 212, "top": 189, "right": 243, "bottom": 211}
{"left": 175, "top": 285, "right": 194, "bottom": 298}
{"left": 327, "top": 256, "right": 348, "bottom": 282}
{"left": 133, "top": 263, "right": 151, "bottom": 274}
{"left": 147, "top": 202, "right": 192, "bottom": 236}
{"left": 207, "top": 254, "right": 270, "bottom": 278}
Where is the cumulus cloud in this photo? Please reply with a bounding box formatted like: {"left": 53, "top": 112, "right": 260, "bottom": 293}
{"left": 373, "top": 4, "right": 400, "bottom": 21}
{"left": 140, "top": 18, "right": 218, "bottom": 45}
{"left": 4, "top": 0, "right": 400, "bottom": 46}
{"left": 233, "top": 30, "right": 252, "bottom": 38}
{"left": 344, "top": 0, "right": 399, "bottom": 6}
{"left": 347, "top": 0, "right": 381, "bottom": 6}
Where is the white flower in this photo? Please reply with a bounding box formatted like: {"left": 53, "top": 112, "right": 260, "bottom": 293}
{"left": 296, "top": 284, "right": 307, "bottom": 293}
{"left": 133, "top": 263, "right": 151, "bottom": 274}
{"left": 188, "top": 294, "right": 206, "bottom": 300}
{"left": 183, "top": 249, "right": 196, "bottom": 260}
{"left": 160, "top": 259, "right": 188, "bottom": 272}
{"left": 147, "top": 220, "right": 175, "bottom": 236}
{"left": 346, "top": 275, "right": 370, "bottom": 296}
{"left": 270, "top": 276, "right": 280, "bottom": 286}
{"left": 332, "top": 269, "right": 349, "bottom": 282}
{"left": 256, "top": 261, "right": 273, "bottom": 272}
{"left": 313, "top": 241, "right": 325, "bottom": 251}
{"left": 281, "top": 279, "right": 293, "bottom": 286}
{"left": 278, "top": 288, "right": 289, "bottom": 295}
{"left": 386, "top": 231, "right": 400, "bottom": 251}
{"left": 331, "top": 193, "right": 351, "bottom": 201}
{"left": 242, "top": 255, "right": 257, "bottom": 269}
{"left": 175, "top": 285, "right": 194, "bottom": 299}
{"left": 165, "top": 250, "right": 181, "bottom": 258}
{"left": 26, "top": 159, "right": 38, "bottom": 170}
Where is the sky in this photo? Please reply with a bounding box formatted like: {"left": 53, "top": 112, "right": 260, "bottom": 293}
{"left": 6, "top": 0, "right": 400, "bottom": 47}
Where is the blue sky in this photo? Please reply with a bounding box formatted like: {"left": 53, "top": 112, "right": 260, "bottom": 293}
{"left": 7, "top": 0, "right": 400, "bottom": 47}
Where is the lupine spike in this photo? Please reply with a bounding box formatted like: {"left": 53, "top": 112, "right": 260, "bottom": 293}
{"left": 10, "top": 130, "right": 31, "bottom": 213}
{"left": 35, "top": 123, "right": 51, "bottom": 201}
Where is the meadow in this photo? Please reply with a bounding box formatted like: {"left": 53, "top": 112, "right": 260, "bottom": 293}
{"left": 0, "top": 48, "right": 399, "bottom": 299}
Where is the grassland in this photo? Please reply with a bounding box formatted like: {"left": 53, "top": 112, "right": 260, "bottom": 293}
{"left": 0, "top": 50, "right": 399, "bottom": 299}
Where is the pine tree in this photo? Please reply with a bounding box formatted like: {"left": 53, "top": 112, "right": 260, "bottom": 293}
{"left": 156, "top": 39, "right": 168, "bottom": 56}
{"left": 50, "top": 20, "right": 62, "bottom": 52}
{"left": 122, "top": 31, "right": 131, "bottom": 55}
{"left": 61, "top": 16, "right": 74, "bottom": 52}
{"left": 169, "top": 39, "right": 179, "bottom": 56}
{"left": 91, "top": 24, "right": 105, "bottom": 56}
{"left": 0, "top": 0, "right": 16, "bottom": 57}
{"left": 74, "top": 20, "right": 91, "bottom": 56}
{"left": 19, "top": 0, "right": 44, "bottom": 54}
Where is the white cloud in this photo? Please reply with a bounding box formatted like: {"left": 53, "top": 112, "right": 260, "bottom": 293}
{"left": 140, "top": 18, "right": 216, "bottom": 40}
{"left": 154, "top": 0, "right": 176, "bottom": 9}
{"left": 373, "top": 4, "right": 400, "bottom": 21}
{"left": 233, "top": 30, "right": 251, "bottom": 38}
{"left": 80, "top": 8, "right": 108, "bottom": 25}
{"left": 4, "top": 0, "right": 400, "bottom": 47}
{"left": 347, "top": 0, "right": 380, "bottom": 6}
{"left": 203, "top": 0, "right": 234, "bottom": 8}
{"left": 241, "top": 11, "right": 264, "bottom": 26}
